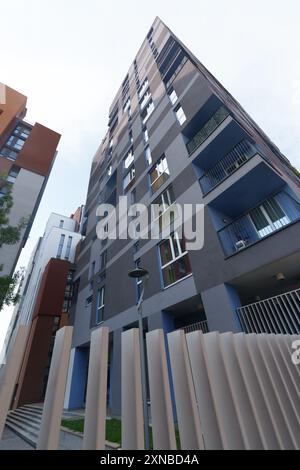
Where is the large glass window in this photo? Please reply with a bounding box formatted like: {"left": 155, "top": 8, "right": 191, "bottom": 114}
{"left": 123, "top": 166, "right": 136, "bottom": 191}
{"left": 124, "top": 148, "right": 134, "bottom": 170}
{"left": 152, "top": 186, "right": 177, "bottom": 232}
{"left": 138, "top": 78, "right": 149, "bottom": 100}
{"left": 57, "top": 234, "right": 65, "bottom": 259}
{"left": 174, "top": 105, "right": 187, "bottom": 125}
{"left": 65, "top": 236, "right": 73, "bottom": 260}
{"left": 100, "top": 250, "right": 107, "bottom": 271}
{"left": 168, "top": 88, "right": 178, "bottom": 105}
{"left": 141, "top": 99, "right": 155, "bottom": 124}
{"left": 249, "top": 198, "right": 290, "bottom": 238}
{"left": 140, "top": 89, "right": 151, "bottom": 110}
{"left": 143, "top": 127, "right": 149, "bottom": 144}
{"left": 0, "top": 123, "right": 31, "bottom": 160}
{"left": 145, "top": 146, "right": 152, "bottom": 166}
{"left": 149, "top": 155, "right": 170, "bottom": 193}
{"left": 7, "top": 167, "right": 19, "bottom": 183}
{"left": 159, "top": 232, "right": 192, "bottom": 288}
{"left": 96, "top": 287, "right": 105, "bottom": 324}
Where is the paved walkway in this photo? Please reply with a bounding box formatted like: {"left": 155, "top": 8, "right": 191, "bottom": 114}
{"left": 0, "top": 427, "right": 34, "bottom": 450}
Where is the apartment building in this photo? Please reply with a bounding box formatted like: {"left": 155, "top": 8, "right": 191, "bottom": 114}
{"left": 0, "top": 85, "right": 61, "bottom": 277}
{"left": 65, "top": 17, "right": 300, "bottom": 416}
{"left": 9, "top": 211, "right": 82, "bottom": 408}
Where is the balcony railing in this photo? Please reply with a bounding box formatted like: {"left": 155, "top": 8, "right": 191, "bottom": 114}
{"left": 182, "top": 320, "right": 209, "bottom": 334}
{"left": 199, "top": 140, "right": 258, "bottom": 194}
{"left": 218, "top": 192, "right": 300, "bottom": 257}
{"left": 237, "top": 288, "right": 300, "bottom": 335}
{"left": 186, "top": 106, "right": 230, "bottom": 156}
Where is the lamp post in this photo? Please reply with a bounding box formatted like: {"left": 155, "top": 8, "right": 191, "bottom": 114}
{"left": 128, "top": 266, "right": 150, "bottom": 450}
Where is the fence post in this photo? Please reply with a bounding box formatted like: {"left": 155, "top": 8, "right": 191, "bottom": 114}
{"left": 146, "top": 329, "right": 177, "bottom": 450}
{"left": 83, "top": 327, "right": 109, "bottom": 450}
{"left": 167, "top": 329, "right": 204, "bottom": 450}
{"left": 121, "top": 329, "right": 144, "bottom": 450}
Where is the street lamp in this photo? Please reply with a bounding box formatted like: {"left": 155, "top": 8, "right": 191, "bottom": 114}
{"left": 128, "top": 266, "right": 150, "bottom": 450}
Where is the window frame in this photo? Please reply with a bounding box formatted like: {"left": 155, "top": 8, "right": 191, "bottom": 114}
{"left": 174, "top": 104, "right": 187, "bottom": 125}
{"left": 158, "top": 232, "right": 192, "bottom": 288}
{"left": 96, "top": 287, "right": 105, "bottom": 324}
{"left": 149, "top": 155, "right": 170, "bottom": 193}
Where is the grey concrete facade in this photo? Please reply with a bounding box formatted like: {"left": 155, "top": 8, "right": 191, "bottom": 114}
{"left": 66, "top": 17, "right": 300, "bottom": 415}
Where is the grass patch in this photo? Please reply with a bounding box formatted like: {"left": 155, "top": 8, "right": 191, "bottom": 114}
{"left": 61, "top": 419, "right": 181, "bottom": 448}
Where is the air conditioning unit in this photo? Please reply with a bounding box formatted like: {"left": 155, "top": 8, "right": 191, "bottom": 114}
{"left": 235, "top": 240, "right": 247, "bottom": 251}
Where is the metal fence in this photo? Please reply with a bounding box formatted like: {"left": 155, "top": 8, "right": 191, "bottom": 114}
{"left": 237, "top": 288, "right": 300, "bottom": 335}
{"left": 199, "top": 139, "right": 257, "bottom": 194}
{"left": 183, "top": 320, "right": 209, "bottom": 334}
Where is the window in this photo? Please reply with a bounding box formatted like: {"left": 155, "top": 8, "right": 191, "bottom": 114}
{"left": 149, "top": 155, "right": 170, "bottom": 193}
{"left": 59, "top": 220, "right": 64, "bottom": 228}
{"left": 153, "top": 186, "right": 177, "bottom": 233}
{"left": 145, "top": 146, "right": 152, "bottom": 166}
{"left": 141, "top": 99, "right": 155, "bottom": 124}
{"left": 0, "top": 147, "right": 18, "bottom": 161}
{"left": 123, "top": 97, "right": 131, "bottom": 113}
{"left": 65, "top": 236, "right": 73, "bottom": 260}
{"left": 124, "top": 148, "right": 134, "bottom": 170}
{"left": 168, "top": 88, "right": 178, "bottom": 105}
{"left": 0, "top": 186, "right": 8, "bottom": 199}
{"left": 138, "top": 78, "right": 149, "bottom": 100}
{"left": 153, "top": 186, "right": 176, "bottom": 219}
{"left": 129, "top": 130, "right": 133, "bottom": 144}
{"left": 175, "top": 105, "right": 186, "bottom": 125}
{"left": 249, "top": 198, "right": 290, "bottom": 239}
{"left": 131, "top": 189, "right": 137, "bottom": 205}
{"left": 7, "top": 167, "right": 19, "bottom": 183}
{"left": 57, "top": 234, "right": 65, "bottom": 259}
{"left": 0, "top": 123, "right": 31, "bottom": 159}
{"left": 100, "top": 250, "right": 107, "bottom": 271}
{"left": 107, "top": 165, "right": 112, "bottom": 177}
{"left": 159, "top": 233, "right": 192, "bottom": 288}
{"left": 140, "top": 89, "right": 151, "bottom": 110}
{"left": 123, "top": 166, "right": 136, "bottom": 191}
{"left": 14, "top": 124, "right": 31, "bottom": 139}
{"left": 7, "top": 136, "right": 25, "bottom": 150}
{"left": 143, "top": 127, "right": 149, "bottom": 144}
{"left": 96, "top": 287, "right": 105, "bottom": 324}
{"left": 85, "top": 295, "right": 93, "bottom": 308}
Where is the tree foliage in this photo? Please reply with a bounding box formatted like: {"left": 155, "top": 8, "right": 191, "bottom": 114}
{"left": 0, "top": 172, "right": 28, "bottom": 309}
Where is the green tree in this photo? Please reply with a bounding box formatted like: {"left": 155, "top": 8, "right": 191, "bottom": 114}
{"left": 0, "top": 172, "right": 27, "bottom": 309}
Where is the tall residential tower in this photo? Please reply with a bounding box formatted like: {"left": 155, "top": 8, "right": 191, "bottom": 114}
{"left": 65, "top": 17, "right": 300, "bottom": 416}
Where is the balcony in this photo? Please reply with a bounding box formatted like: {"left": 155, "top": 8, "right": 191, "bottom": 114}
{"left": 182, "top": 320, "right": 209, "bottom": 334}
{"left": 199, "top": 140, "right": 258, "bottom": 195}
{"left": 186, "top": 106, "right": 230, "bottom": 156}
{"left": 236, "top": 288, "right": 300, "bottom": 335}
{"left": 218, "top": 191, "right": 300, "bottom": 257}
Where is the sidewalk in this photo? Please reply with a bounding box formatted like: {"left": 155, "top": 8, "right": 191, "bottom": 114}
{"left": 0, "top": 427, "right": 34, "bottom": 450}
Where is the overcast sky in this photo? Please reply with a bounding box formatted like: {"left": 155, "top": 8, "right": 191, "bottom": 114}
{"left": 0, "top": 0, "right": 300, "bottom": 348}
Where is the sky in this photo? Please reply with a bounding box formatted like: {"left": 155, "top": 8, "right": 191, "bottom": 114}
{"left": 0, "top": 0, "right": 300, "bottom": 348}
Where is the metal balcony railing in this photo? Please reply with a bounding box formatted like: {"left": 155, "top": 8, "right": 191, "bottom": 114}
{"left": 186, "top": 106, "right": 230, "bottom": 155}
{"left": 199, "top": 140, "right": 258, "bottom": 194}
{"left": 237, "top": 288, "right": 300, "bottom": 335}
{"left": 218, "top": 192, "right": 300, "bottom": 257}
{"left": 182, "top": 320, "right": 209, "bottom": 334}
